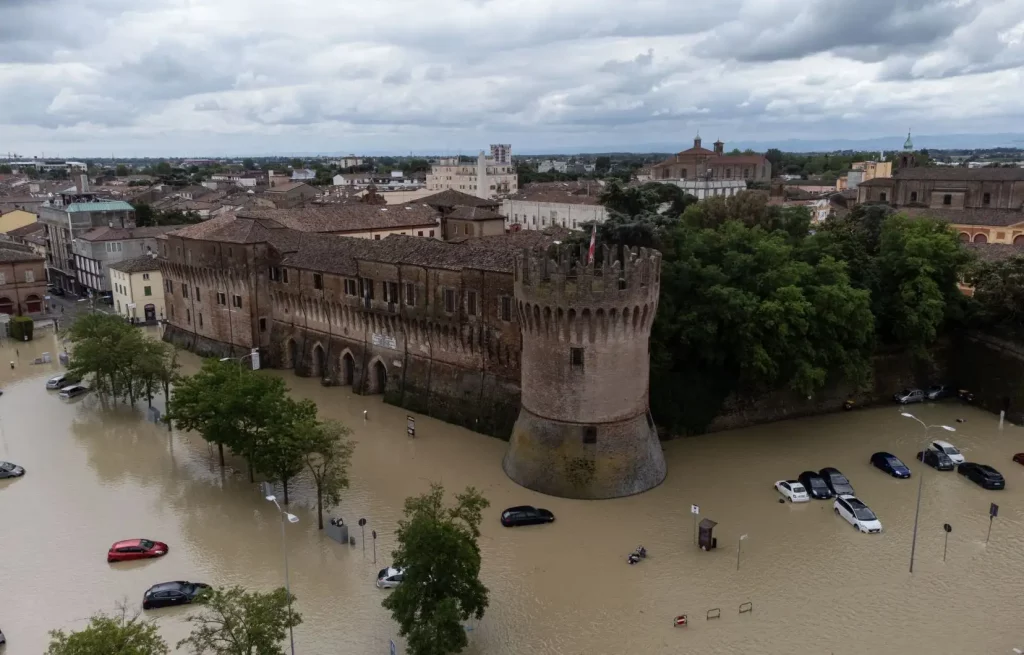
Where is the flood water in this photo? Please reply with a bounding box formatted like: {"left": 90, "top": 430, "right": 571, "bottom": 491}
{"left": 1, "top": 329, "right": 1023, "bottom": 654}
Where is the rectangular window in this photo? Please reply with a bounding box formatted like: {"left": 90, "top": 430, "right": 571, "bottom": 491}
{"left": 983, "top": 192, "right": 991, "bottom": 205}
{"left": 259, "top": 317, "right": 267, "bottom": 332}
{"left": 467, "top": 290, "right": 477, "bottom": 316}
{"left": 181, "top": 283, "right": 188, "bottom": 298}
{"left": 405, "top": 282, "right": 415, "bottom": 306}
{"left": 344, "top": 279, "right": 357, "bottom": 296}
{"left": 282, "top": 268, "right": 289, "bottom": 283}
{"left": 313, "top": 273, "right": 323, "bottom": 290}
{"left": 232, "top": 295, "right": 242, "bottom": 308}
{"left": 501, "top": 296, "right": 512, "bottom": 322}
{"left": 570, "top": 347, "right": 584, "bottom": 370}
{"left": 25, "top": 269, "right": 34, "bottom": 283}
{"left": 444, "top": 288, "right": 456, "bottom": 313}
{"left": 0, "top": 272, "right": 5, "bottom": 285}
{"left": 217, "top": 292, "right": 226, "bottom": 305}
{"left": 384, "top": 281, "right": 398, "bottom": 303}
{"left": 943, "top": 194, "right": 952, "bottom": 205}
{"left": 359, "top": 278, "right": 374, "bottom": 300}
{"left": 194, "top": 287, "right": 201, "bottom": 302}
{"left": 463, "top": 224, "right": 470, "bottom": 235}
{"left": 879, "top": 192, "right": 887, "bottom": 202}
{"left": 429, "top": 230, "right": 435, "bottom": 237}
{"left": 142, "top": 273, "right": 150, "bottom": 280}
{"left": 583, "top": 427, "right": 597, "bottom": 444}
{"left": 198, "top": 313, "right": 203, "bottom": 328}
{"left": 144, "top": 286, "right": 152, "bottom": 296}
{"left": 417, "top": 231, "right": 424, "bottom": 237}
{"left": 374, "top": 234, "right": 381, "bottom": 240}
{"left": 186, "top": 308, "right": 191, "bottom": 324}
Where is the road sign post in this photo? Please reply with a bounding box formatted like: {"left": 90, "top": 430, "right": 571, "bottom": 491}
{"left": 407, "top": 416, "right": 415, "bottom": 437}
{"left": 359, "top": 517, "right": 367, "bottom": 553}
{"left": 372, "top": 530, "right": 377, "bottom": 564}
{"left": 987, "top": 503, "right": 998, "bottom": 544}
{"left": 943, "top": 523, "right": 952, "bottom": 562}
{"left": 690, "top": 504, "right": 699, "bottom": 545}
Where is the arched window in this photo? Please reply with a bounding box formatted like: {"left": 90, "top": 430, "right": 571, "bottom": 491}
{"left": 1014, "top": 235, "right": 1024, "bottom": 245}
{"left": 959, "top": 233, "right": 971, "bottom": 243}
{"left": 974, "top": 233, "right": 988, "bottom": 244}
{"left": 910, "top": 191, "right": 918, "bottom": 202}
{"left": 0, "top": 297, "right": 13, "bottom": 315}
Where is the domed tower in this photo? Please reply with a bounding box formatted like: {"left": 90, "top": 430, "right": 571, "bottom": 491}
{"left": 503, "top": 243, "right": 666, "bottom": 499}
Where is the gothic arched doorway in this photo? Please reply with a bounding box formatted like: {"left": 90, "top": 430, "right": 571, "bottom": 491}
{"left": 283, "top": 339, "right": 298, "bottom": 370}
{"left": 368, "top": 359, "right": 387, "bottom": 395}
{"left": 312, "top": 344, "right": 326, "bottom": 378}
{"left": 341, "top": 352, "right": 355, "bottom": 386}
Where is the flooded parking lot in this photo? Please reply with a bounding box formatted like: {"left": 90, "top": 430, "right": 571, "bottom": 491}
{"left": 1, "top": 332, "right": 1023, "bottom": 654}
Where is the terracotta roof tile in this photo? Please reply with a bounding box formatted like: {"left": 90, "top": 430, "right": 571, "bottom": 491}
{"left": 509, "top": 181, "right": 604, "bottom": 205}
{"left": 894, "top": 167, "right": 1024, "bottom": 181}
{"left": 419, "top": 189, "right": 501, "bottom": 209}
{"left": 109, "top": 255, "right": 162, "bottom": 274}
{"left": 966, "top": 242, "right": 1024, "bottom": 262}
{"left": 446, "top": 206, "right": 504, "bottom": 221}
{"left": 237, "top": 204, "right": 439, "bottom": 233}
{"left": 902, "top": 207, "right": 1024, "bottom": 227}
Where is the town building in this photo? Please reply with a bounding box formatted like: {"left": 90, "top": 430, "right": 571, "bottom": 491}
{"left": 536, "top": 160, "right": 568, "bottom": 174}
{"left": 72, "top": 225, "right": 177, "bottom": 295}
{"left": 38, "top": 183, "right": 136, "bottom": 294}
{"left": 264, "top": 182, "right": 318, "bottom": 209}
{"left": 837, "top": 159, "right": 892, "bottom": 191}
{"left": 0, "top": 209, "right": 37, "bottom": 235}
{"left": 420, "top": 190, "right": 505, "bottom": 240}
{"left": 0, "top": 242, "right": 46, "bottom": 315}
{"left": 503, "top": 181, "right": 608, "bottom": 231}
{"left": 291, "top": 169, "right": 317, "bottom": 181}
{"left": 425, "top": 146, "right": 518, "bottom": 199}
{"left": 649, "top": 136, "right": 772, "bottom": 183}
{"left": 3, "top": 223, "right": 47, "bottom": 259}
{"left": 237, "top": 201, "right": 441, "bottom": 240}
{"left": 109, "top": 255, "right": 165, "bottom": 322}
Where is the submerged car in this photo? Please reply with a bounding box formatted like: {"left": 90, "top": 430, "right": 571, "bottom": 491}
{"left": 819, "top": 467, "right": 855, "bottom": 496}
{"left": 926, "top": 384, "right": 955, "bottom": 401}
{"left": 774, "top": 480, "right": 810, "bottom": 502}
{"left": 870, "top": 452, "right": 911, "bottom": 479}
{"left": 108, "top": 539, "right": 169, "bottom": 563}
{"left": 58, "top": 384, "right": 88, "bottom": 399}
{"left": 957, "top": 463, "right": 1005, "bottom": 490}
{"left": 0, "top": 461, "right": 25, "bottom": 479}
{"left": 834, "top": 495, "right": 882, "bottom": 533}
{"left": 797, "top": 471, "right": 833, "bottom": 499}
{"left": 376, "top": 567, "right": 405, "bottom": 589}
{"left": 929, "top": 440, "right": 965, "bottom": 466}
{"left": 500, "top": 506, "right": 555, "bottom": 527}
{"left": 142, "top": 581, "right": 209, "bottom": 609}
{"left": 46, "top": 373, "right": 79, "bottom": 390}
{"left": 893, "top": 388, "right": 926, "bottom": 404}
{"left": 917, "top": 450, "right": 954, "bottom": 471}
{"left": 1013, "top": 453, "right": 1024, "bottom": 466}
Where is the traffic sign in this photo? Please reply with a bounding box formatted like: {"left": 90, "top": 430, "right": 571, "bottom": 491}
{"left": 407, "top": 416, "right": 415, "bottom": 437}
{"left": 990, "top": 503, "right": 999, "bottom": 518}
{"left": 358, "top": 518, "right": 367, "bottom": 527}
{"left": 690, "top": 504, "right": 699, "bottom": 515}
{"left": 390, "top": 639, "right": 397, "bottom": 655}
{"left": 943, "top": 523, "right": 952, "bottom": 533}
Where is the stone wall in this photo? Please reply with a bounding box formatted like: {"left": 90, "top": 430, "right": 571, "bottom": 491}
{"left": 949, "top": 331, "right": 1024, "bottom": 422}
{"left": 702, "top": 345, "right": 949, "bottom": 434}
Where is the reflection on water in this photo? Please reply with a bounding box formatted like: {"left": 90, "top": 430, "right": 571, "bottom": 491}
{"left": 2, "top": 335, "right": 1024, "bottom": 654}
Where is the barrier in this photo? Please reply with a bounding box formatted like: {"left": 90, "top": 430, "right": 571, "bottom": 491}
{"left": 739, "top": 601, "right": 753, "bottom": 614}
{"left": 706, "top": 608, "right": 721, "bottom": 620}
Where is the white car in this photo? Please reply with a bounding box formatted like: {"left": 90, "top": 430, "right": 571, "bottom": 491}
{"left": 929, "top": 440, "right": 965, "bottom": 466}
{"left": 376, "top": 567, "right": 405, "bottom": 589}
{"left": 774, "top": 480, "right": 810, "bottom": 502}
{"left": 833, "top": 495, "right": 882, "bottom": 533}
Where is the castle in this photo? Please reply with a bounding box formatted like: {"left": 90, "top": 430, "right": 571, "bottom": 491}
{"left": 158, "top": 194, "right": 665, "bottom": 499}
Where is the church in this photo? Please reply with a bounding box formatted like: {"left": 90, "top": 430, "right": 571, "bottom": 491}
{"left": 648, "top": 135, "right": 772, "bottom": 183}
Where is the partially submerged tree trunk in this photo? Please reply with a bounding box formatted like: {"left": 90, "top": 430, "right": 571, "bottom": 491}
{"left": 316, "top": 487, "right": 324, "bottom": 529}
{"left": 218, "top": 443, "right": 225, "bottom": 467}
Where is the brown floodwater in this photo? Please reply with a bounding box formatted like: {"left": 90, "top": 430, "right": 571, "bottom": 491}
{"left": 1, "top": 329, "right": 1023, "bottom": 654}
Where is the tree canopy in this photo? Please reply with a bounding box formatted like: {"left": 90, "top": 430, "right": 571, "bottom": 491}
{"left": 46, "top": 605, "right": 168, "bottom": 655}
{"left": 382, "top": 484, "right": 489, "bottom": 655}
{"left": 177, "top": 587, "right": 301, "bottom": 655}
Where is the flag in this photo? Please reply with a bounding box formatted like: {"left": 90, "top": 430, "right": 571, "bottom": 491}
{"left": 587, "top": 224, "right": 596, "bottom": 265}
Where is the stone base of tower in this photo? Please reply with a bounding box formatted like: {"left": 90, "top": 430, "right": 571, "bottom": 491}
{"left": 502, "top": 407, "right": 667, "bottom": 500}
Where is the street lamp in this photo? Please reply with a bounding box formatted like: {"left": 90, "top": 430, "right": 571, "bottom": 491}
{"left": 900, "top": 412, "right": 955, "bottom": 574}
{"left": 220, "top": 349, "right": 259, "bottom": 372}
{"left": 265, "top": 493, "right": 298, "bottom": 655}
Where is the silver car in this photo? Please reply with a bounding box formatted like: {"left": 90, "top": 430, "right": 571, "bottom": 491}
{"left": 46, "top": 373, "right": 78, "bottom": 390}
{"left": 894, "top": 388, "right": 925, "bottom": 404}
{"left": 58, "top": 384, "right": 89, "bottom": 399}
{"left": 376, "top": 567, "right": 405, "bottom": 589}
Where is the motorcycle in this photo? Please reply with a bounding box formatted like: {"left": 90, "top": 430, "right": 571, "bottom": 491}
{"left": 627, "top": 545, "right": 647, "bottom": 565}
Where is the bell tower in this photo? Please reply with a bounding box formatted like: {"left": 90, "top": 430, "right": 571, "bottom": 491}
{"left": 503, "top": 243, "right": 666, "bottom": 499}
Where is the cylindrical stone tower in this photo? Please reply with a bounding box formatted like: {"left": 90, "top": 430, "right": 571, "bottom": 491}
{"left": 503, "top": 243, "right": 666, "bottom": 499}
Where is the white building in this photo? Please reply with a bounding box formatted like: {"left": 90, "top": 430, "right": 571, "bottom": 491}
{"left": 671, "top": 178, "right": 748, "bottom": 199}
{"left": 536, "top": 160, "right": 568, "bottom": 174}
{"left": 425, "top": 146, "right": 517, "bottom": 199}
{"left": 502, "top": 181, "right": 607, "bottom": 232}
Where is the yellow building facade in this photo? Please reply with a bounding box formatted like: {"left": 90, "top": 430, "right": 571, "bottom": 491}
{"left": 109, "top": 256, "right": 165, "bottom": 323}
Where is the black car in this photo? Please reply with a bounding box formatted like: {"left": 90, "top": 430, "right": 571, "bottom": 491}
{"left": 0, "top": 461, "right": 25, "bottom": 479}
{"left": 819, "top": 467, "right": 854, "bottom": 496}
{"left": 917, "top": 450, "right": 954, "bottom": 471}
{"left": 870, "top": 452, "right": 911, "bottom": 478}
{"left": 48, "top": 286, "right": 65, "bottom": 297}
{"left": 142, "top": 581, "right": 210, "bottom": 609}
{"left": 797, "top": 471, "right": 833, "bottom": 499}
{"left": 957, "top": 463, "right": 1005, "bottom": 490}
{"left": 500, "top": 506, "right": 555, "bottom": 527}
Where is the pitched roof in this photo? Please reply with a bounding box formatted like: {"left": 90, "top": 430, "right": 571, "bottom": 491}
{"left": 966, "top": 242, "right": 1024, "bottom": 263}
{"left": 266, "top": 182, "right": 313, "bottom": 193}
{"left": 419, "top": 189, "right": 500, "bottom": 209}
{"left": 109, "top": 255, "right": 162, "bottom": 274}
{"left": 509, "top": 181, "right": 603, "bottom": 205}
{"left": 902, "top": 207, "right": 1024, "bottom": 227}
{"left": 858, "top": 177, "right": 895, "bottom": 187}
{"left": 894, "top": 167, "right": 1024, "bottom": 182}
{"left": 66, "top": 200, "right": 135, "bottom": 213}
{"left": 446, "top": 206, "right": 504, "bottom": 221}
{"left": 5, "top": 222, "right": 43, "bottom": 238}
{"left": 0, "top": 243, "right": 42, "bottom": 262}
{"left": 165, "top": 214, "right": 294, "bottom": 245}
{"left": 708, "top": 154, "right": 768, "bottom": 166}
{"left": 78, "top": 225, "right": 180, "bottom": 241}
{"left": 237, "top": 204, "right": 440, "bottom": 233}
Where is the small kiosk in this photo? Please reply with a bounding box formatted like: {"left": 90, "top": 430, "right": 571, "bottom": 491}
{"left": 698, "top": 518, "right": 718, "bottom": 551}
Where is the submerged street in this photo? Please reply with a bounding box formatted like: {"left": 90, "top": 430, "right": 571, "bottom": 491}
{"left": 1, "top": 332, "right": 1023, "bottom": 654}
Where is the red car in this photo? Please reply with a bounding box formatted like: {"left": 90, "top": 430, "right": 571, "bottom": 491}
{"left": 107, "top": 539, "right": 168, "bottom": 563}
{"left": 1013, "top": 453, "right": 1024, "bottom": 466}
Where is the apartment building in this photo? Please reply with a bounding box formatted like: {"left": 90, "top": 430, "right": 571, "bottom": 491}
{"left": 425, "top": 146, "right": 518, "bottom": 199}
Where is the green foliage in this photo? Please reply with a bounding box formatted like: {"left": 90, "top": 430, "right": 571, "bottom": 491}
{"left": 301, "top": 418, "right": 355, "bottom": 529}
{"left": 967, "top": 254, "right": 1024, "bottom": 335}
{"left": 135, "top": 202, "right": 202, "bottom": 227}
{"left": 65, "top": 313, "right": 173, "bottom": 404}
{"left": 9, "top": 315, "right": 33, "bottom": 340}
{"left": 383, "top": 484, "right": 490, "bottom": 655}
{"left": 115, "top": 164, "right": 129, "bottom": 176}
{"left": 242, "top": 158, "right": 256, "bottom": 170}
{"left": 46, "top": 604, "right": 168, "bottom": 655}
{"left": 0, "top": 164, "right": 13, "bottom": 174}
{"left": 177, "top": 587, "right": 301, "bottom": 655}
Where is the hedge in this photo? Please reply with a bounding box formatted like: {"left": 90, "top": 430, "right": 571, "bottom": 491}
{"left": 8, "top": 315, "right": 34, "bottom": 341}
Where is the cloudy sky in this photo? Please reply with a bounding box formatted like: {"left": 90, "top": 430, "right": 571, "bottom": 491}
{"left": 2, "top": 0, "right": 1023, "bottom": 157}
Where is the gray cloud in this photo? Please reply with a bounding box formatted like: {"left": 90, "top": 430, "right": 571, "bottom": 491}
{"left": 0, "top": 0, "right": 1022, "bottom": 155}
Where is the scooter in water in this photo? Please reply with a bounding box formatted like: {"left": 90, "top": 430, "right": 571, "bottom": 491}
{"left": 627, "top": 545, "right": 647, "bottom": 565}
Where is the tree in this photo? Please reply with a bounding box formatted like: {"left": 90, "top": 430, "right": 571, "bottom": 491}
{"left": 301, "top": 418, "right": 355, "bottom": 529}
{"left": 242, "top": 158, "right": 256, "bottom": 170}
{"left": 289, "top": 158, "right": 304, "bottom": 169}
{"left": 594, "top": 156, "right": 611, "bottom": 173}
{"left": 0, "top": 164, "right": 13, "bottom": 174}
{"left": 47, "top": 603, "right": 168, "bottom": 655}
{"left": 154, "top": 162, "right": 172, "bottom": 175}
{"left": 177, "top": 587, "right": 301, "bottom": 655}
{"left": 250, "top": 397, "right": 318, "bottom": 504}
{"left": 115, "top": 164, "right": 129, "bottom": 176}
{"left": 967, "top": 254, "right": 1024, "bottom": 334}
{"left": 383, "top": 484, "right": 489, "bottom": 655}
{"left": 66, "top": 313, "right": 156, "bottom": 404}
{"left": 134, "top": 202, "right": 155, "bottom": 226}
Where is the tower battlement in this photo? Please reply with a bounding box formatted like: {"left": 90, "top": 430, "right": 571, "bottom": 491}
{"left": 514, "top": 243, "right": 661, "bottom": 305}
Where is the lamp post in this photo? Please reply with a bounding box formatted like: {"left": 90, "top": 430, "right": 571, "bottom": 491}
{"left": 265, "top": 492, "right": 298, "bottom": 655}
{"left": 900, "top": 411, "right": 955, "bottom": 574}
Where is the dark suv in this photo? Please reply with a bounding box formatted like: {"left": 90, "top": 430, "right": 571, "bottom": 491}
{"left": 819, "top": 468, "right": 854, "bottom": 496}
{"left": 917, "top": 450, "right": 954, "bottom": 471}
{"left": 797, "top": 471, "right": 833, "bottom": 499}
{"left": 957, "top": 463, "right": 1005, "bottom": 490}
